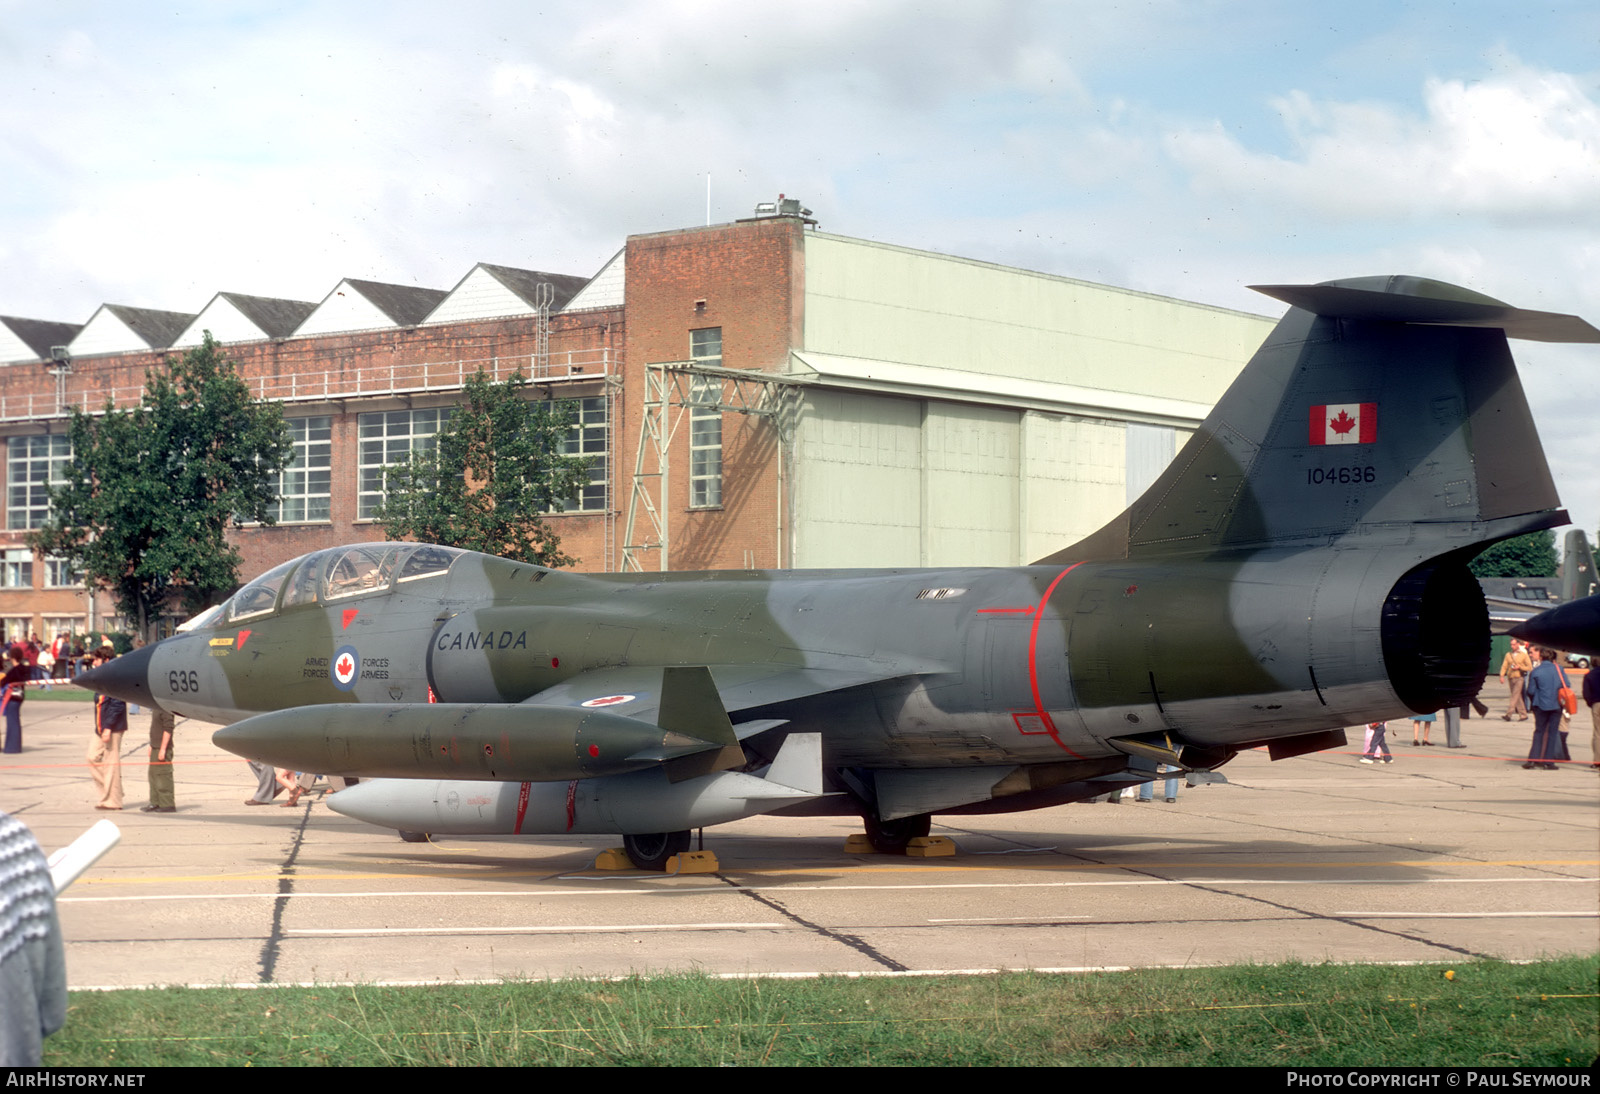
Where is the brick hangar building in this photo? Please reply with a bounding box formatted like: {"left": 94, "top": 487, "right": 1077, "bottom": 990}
{"left": 0, "top": 203, "right": 1273, "bottom": 641}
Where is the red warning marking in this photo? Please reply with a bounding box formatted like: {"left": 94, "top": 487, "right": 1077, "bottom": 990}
{"left": 236, "top": 629, "right": 251, "bottom": 650}
{"left": 564, "top": 780, "right": 577, "bottom": 831}
{"left": 1012, "top": 712, "right": 1051, "bottom": 735}
{"left": 342, "top": 609, "right": 359, "bottom": 629}
{"left": 515, "top": 781, "right": 532, "bottom": 834}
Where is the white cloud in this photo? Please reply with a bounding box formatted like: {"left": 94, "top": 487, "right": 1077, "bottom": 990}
{"left": 1167, "top": 64, "right": 1600, "bottom": 224}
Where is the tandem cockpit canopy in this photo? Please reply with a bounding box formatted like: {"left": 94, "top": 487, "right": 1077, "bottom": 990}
{"left": 211, "top": 543, "right": 464, "bottom": 626}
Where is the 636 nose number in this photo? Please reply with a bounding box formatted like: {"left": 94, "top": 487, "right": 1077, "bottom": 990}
{"left": 167, "top": 670, "right": 199, "bottom": 693}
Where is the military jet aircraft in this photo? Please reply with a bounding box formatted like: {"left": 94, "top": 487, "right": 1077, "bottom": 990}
{"left": 80, "top": 275, "right": 1598, "bottom": 869}
{"left": 1481, "top": 530, "right": 1597, "bottom": 635}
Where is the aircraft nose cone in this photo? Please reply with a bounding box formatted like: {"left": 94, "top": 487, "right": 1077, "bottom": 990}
{"left": 323, "top": 779, "right": 431, "bottom": 828}
{"left": 75, "top": 643, "right": 161, "bottom": 709}
{"left": 1510, "top": 594, "right": 1600, "bottom": 657}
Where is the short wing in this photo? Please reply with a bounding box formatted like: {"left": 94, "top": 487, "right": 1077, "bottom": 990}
{"left": 519, "top": 662, "right": 914, "bottom": 728}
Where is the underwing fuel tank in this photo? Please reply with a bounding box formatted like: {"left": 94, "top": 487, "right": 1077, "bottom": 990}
{"left": 212, "top": 702, "right": 723, "bottom": 781}
{"left": 327, "top": 733, "right": 827, "bottom": 836}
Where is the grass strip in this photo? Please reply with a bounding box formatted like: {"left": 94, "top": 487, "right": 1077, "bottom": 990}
{"left": 27, "top": 687, "right": 94, "bottom": 702}
{"left": 45, "top": 955, "right": 1597, "bottom": 1067}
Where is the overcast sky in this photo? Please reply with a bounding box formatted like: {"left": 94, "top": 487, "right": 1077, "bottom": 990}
{"left": 2, "top": 0, "right": 1595, "bottom": 541}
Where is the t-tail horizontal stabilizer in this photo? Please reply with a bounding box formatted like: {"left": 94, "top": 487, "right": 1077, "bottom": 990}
{"left": 1043, "top": 275, "right": 1581, "bottom": 564}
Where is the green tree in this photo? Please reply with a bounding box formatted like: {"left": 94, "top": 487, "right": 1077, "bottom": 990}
{"left": 373, "top": 370, "right": 593, "bottom": 567}
{"left": 1467, "top": 530, "right": 1559, "bottom": 579}
{"left": 31, "top": 335, "right": 292, "bottom": 639}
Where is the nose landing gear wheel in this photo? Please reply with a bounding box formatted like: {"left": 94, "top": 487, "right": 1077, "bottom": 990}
{"left": 622, "top": 830, "right": 692, "bottom": 871}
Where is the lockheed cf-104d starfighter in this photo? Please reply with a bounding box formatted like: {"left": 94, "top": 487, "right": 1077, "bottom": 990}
{"left": 79, "top": 276, "right": 1598, "bottom": 869}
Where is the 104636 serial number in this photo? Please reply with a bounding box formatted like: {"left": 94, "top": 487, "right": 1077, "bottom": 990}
{"left": 1308, "top": 466, "right": 1375, "bottom": 485}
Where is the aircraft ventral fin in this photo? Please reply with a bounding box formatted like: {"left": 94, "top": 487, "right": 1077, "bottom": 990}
{"left": 758, "top": 732, "right": 825, "bottom": 798}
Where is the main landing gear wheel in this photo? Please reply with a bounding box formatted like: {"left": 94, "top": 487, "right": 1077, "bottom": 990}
{"left": 397, "top": 830, "right": 430, "bottom": 843}
{"left": 862, "top": 812, "right": 931, "bottom": 854}
{"left": 622, "top": 830, "right": 692, "bottom": 871}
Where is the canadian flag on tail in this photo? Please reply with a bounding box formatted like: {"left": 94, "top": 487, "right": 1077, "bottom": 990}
{"left": 1309, "top": 403, "right": 1377, "bottom": 445}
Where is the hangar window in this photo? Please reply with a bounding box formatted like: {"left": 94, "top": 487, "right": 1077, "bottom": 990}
{"left": 6, "top": 435, "right": 71, "bottom": 530}
{"left": 689, "top": 328, "right": 723, "bottom": 510}
{"left": 43, "top": 616, "right": 81, "bottom": 642}
{"left": 552, "top": 397, "right": 607, "bottom": 513}
{"left": 357, "top": 408, "right": 451, "bottom": 519}
{"left": 689, "top": 378, "right": 722, "bottom": 508}
{"left": 270, "top": 416, "right": 332, "bottom": 523}
{"left": 0, "top": 549, "right": 31, "bottom": 589}
{"left": 44, "top": 557, "right": 80, "bottom": 588}
{"left": 690, "top": 327, "right": 722, "bottom": 362}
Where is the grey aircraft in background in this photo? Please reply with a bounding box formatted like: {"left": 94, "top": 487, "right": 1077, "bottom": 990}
{"left": 80, "top": 275, "right": 1599, "bottom": 869}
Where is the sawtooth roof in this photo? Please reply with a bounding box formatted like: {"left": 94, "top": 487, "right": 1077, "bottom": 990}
{"left": 0, "top": 316, "right": 83, "bottom": 360}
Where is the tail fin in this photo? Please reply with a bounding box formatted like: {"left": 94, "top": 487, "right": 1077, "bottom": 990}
{"left": 1560, "top": 529, "right": 1597, "bottom": 604}
{"left": 1041, "top": 276, "right": 1597, "bottom": 564}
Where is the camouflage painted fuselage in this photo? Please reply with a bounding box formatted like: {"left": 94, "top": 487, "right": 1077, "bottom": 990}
{"left": 134, "top": 539, "right": 1441, "bottom": 799}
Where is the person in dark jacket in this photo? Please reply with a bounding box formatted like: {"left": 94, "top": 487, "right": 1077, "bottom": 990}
{"left": 1583, "top": 665, "right": 1600, "bottom": 772}
{"left": 1522, "top": 647, "right": 1567, "bottom": 770}
{"left": 0, "top": 649, "right": 30, "bottom": 754}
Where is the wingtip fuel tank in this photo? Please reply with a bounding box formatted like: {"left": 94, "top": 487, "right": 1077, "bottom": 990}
{"left": 327, "top": 733, "right": 829, "bottom": 837}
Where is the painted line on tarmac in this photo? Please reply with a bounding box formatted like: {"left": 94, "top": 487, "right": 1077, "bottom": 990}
{"left": 928, "top": 916, "right": 1092, "bottom": 923}
{"left": 1333, "top": 910, "right": 1598, "bottom": 918}
{"left": 56, "top": 874, "right": 1599, "bottom": 903}
{"left": 288, "top": 921, "right": 785, "bottom": 936}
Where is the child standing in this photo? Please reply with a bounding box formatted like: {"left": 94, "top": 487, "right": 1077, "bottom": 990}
{"left": 1361, "top": 720, "right": 1393, "bottom": 765}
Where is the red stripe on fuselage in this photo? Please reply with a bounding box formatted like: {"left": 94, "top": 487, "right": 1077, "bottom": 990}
{"left": 1024, "top": 563, "right": 1085, "bottom": 757}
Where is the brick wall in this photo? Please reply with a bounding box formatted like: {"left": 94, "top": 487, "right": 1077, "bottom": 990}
{"left": 623, "top": 218, "right": 804, "bottom": 571}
